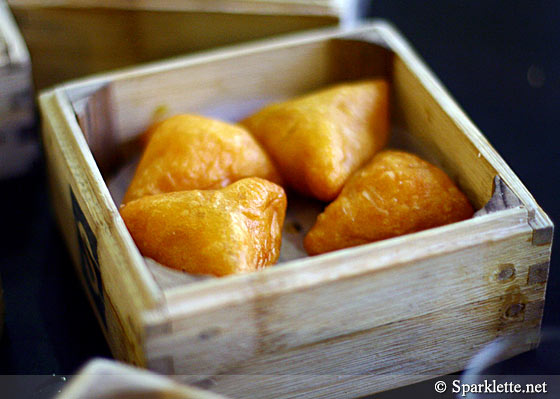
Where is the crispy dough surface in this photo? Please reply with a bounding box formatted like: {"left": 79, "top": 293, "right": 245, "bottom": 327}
{"left": 242, "top": 80, "right": 389, "bottom": 202}
{"left": 304, "top": 150, "right": 474, "bottom": 255}
{"left": 120, "top": 178, "right": 287, "bottom": 276}
{"left": 123, "top": 114, "right": 282, "bottom": 204}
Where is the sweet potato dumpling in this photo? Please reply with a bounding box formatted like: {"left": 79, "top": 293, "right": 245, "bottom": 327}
{"left": 242, "top": 80, "right": 389, "bottom": 202}
{"left": 304, "top": 150, "right": 474, "bottom": 255}
{"left": 122, "top": 114, "right": 282, "bottom": 204}
{"left": 120, "top": 178, "right": 287, "bottom": 276}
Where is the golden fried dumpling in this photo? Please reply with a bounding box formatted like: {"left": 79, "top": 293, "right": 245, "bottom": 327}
{"left": 242, "top": 80, "right": 389, "bottom": 202}
{"left": 120, "top": 178, "right": 287, "bottom": 276}
{"left": 304, "top": 150, "right": 474, "bottom": 255}
{"left": 123, "top": 114, "right": 282, "bottom": 204}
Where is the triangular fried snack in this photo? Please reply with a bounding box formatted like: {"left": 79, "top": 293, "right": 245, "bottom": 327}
{"left": 120, "top": 178, "right": 287, "bottom": 276}
{"left": 242, "top": 80, "right": 389, "bottom": 201}
{"left": 123, "top": 114, "right": 282, "bottom": 203}
{"left": 304, "top": 151, "right": 474, "bottom": 255}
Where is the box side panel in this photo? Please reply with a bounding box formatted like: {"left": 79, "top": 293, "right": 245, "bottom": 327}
{"left": 108, "top": 39, "right": 338, "bottom": 142}
{"left": 376, "top": 23, "right": 553, "bottom": 244}
{"left": 391, "top": 55, "right": 497, "bottom": 210}
{"left": 39, "top": 91, "right": 163, "bottom": 366}
{"left": 144, "top": 214, "right": 550, "bottom": 398}
{"left": 204, "top": 295, "right": 542, "bottom": 399}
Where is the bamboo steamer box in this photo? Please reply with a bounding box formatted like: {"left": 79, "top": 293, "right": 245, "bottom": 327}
{"left": 39, "top": 22, "right": 553, "bottom": 399}
{"left": 56, "top": 359, "right": 231, "bottom": 399}
{"left": 8, "top": 0, "right": 357, "bottom": 90}
{"left": 0, "top": 0, "right": 36, "bottom": 178}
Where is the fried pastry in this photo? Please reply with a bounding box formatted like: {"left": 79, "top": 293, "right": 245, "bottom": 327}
{"left": 123, "top": 114, "right": 282, "bottom": 204}
{"left": 242, "top": 80, "right": 389, "bottom": 202}
{"left": 304, "top": 150, "right": 474, "bottom": 255}
{"left": 120, "top": 178, "right": 287, "bottom": 276}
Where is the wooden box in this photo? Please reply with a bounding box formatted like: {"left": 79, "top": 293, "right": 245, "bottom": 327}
{"left": 0, "top": 0, "right": 36, "bottom": 178}
{"left": 39, "top": 22, "right": 553, "bottom": 399}
{"left": 57, "top": 359, "right": 230, "bottom": 399}
{"left": 8, "top": 0, "right": 355, "bottom": 90}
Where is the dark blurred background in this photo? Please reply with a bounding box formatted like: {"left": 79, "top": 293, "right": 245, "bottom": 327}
{"left": 0, "top": 0, "right": 558, "bottom": 397}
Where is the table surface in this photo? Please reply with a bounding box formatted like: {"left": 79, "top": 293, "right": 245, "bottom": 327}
{"left": 0, "top": 1, "right": 558, "bottom": 398}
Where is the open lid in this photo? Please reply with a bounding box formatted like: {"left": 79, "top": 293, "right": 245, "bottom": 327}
{"left": 56, "top": 359, "right": 231, "bottom": 399}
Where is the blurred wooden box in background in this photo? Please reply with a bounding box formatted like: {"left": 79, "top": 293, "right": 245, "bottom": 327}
{"left": 57, "top": 359, "right": 230, "bottom": 399}
{"left": 8, "top": 0, "right": 356, "bottom": 90}
{"left": 0, "top": 0, "right": 36, "bottom": 178}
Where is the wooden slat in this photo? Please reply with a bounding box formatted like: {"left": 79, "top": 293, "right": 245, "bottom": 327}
{"left": 108, "top": 40, "right": 334, "bottom": 142}
{"left": 158, "top": 207, "right": 530, "bottom": 314}
{"left": 143, "top": 211, "right": 543, "bottom": 375}
{"left": 195, "top": 296, "right": 542, "bottom": 398}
